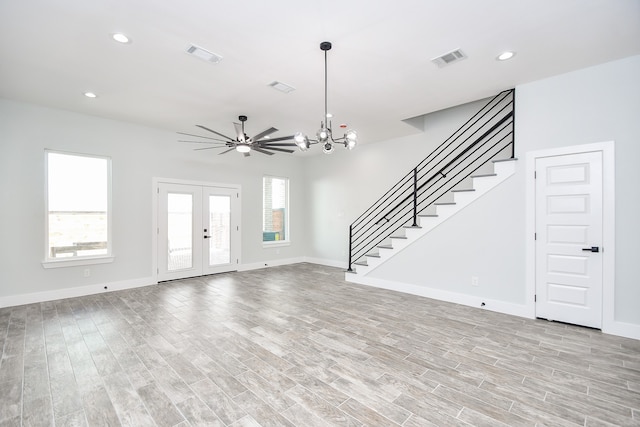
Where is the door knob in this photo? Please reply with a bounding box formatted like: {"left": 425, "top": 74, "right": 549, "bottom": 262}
{"left": 204, "top": 235, "right": 210, "bottom": 239}
{"left": 582, "top": 246, "right": 599, "bottom": 252}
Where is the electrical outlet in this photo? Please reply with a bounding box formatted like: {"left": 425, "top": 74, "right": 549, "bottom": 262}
{"left": 84, "top": 268, "right": 91, "bottom": 277}
{"left": 471, "top": 276, "right": 479, "bottom": 287}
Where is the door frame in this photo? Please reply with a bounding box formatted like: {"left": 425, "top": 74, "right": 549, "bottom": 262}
{"left": 152, "top": 177, "right": 242, "bottom": 283}
{"left": 525, "top": 141, "right": 615, "bottom": 331}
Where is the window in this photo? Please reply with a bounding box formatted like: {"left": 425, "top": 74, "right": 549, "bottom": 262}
{"left": 44, "top": 150, "right": 112, "bottom": 266}
{"left": 262, "top": 176, "right": 289, "bottom": 244}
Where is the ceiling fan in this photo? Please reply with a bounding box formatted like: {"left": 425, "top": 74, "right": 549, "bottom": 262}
{"left": 178, "top": 115, "right": 297, "bottom": 156}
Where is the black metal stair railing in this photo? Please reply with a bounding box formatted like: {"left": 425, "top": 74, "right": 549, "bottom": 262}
{"left": 348, "top": 89, "right": 515, "bottom": 271}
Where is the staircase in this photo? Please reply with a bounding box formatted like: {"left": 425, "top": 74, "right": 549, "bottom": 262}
{"left": 345, "top": 89, "right": 516, "bottom": 278}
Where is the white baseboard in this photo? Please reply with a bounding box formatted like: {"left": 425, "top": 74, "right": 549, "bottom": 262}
{"left": 346, "top": 274, "right": 533, "bottom": 319}
{"left": 603, "top": 320, "right": 640, "bottom": 341}
{"left": 0, "top": 257, "right": 328, "bottom": 308}
{"left": 0, "top": 276, "right": 156, "bottom": 308}
{"left": 238, "top": 256, "right": 347, "bottom": 271}
{"left": 303, "top": 257, "right": 348, "bottom": 269}
{"left": 238, "top": 257, "right": 306, "bottom": 272}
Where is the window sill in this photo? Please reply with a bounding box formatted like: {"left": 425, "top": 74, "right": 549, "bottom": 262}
{"left": 42, "top": 255, "right": 115, "bottom": 269}
{"left": 262, "top": 241, "right": 290, "bottom": 248}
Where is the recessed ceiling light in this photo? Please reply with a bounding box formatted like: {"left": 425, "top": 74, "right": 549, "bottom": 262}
{"left": 112, "top": 33, "right": 131, "bottom": 44}
{"left": 84, "top": 92, "right": 97, "bottom": 98}
{"left": 497, "top": 51, "right": 515, "bottom": 61}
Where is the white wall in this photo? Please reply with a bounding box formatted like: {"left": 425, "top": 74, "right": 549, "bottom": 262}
{"left": 0, "top": 100, "right": 309, "bottom": 302}
{"left": 306, "top": 55, "right": 640, "bottom": 331}
{"left": 303, "top": 99, "right": 489, "bottom": 264}
{"left": 517, "top": 55, "right": 640, "bottom": 325}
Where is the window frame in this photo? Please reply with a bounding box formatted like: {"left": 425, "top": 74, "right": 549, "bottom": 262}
{"left": 42, "top": 149, "right": 114, "bottom": 268}
{"left": 262, "top": 175, "right": 290, "bottom": 247}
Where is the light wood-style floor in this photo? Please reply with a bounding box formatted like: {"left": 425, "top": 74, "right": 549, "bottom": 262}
{"left": 1, "top": 263, "right": 639, "bottom": 426}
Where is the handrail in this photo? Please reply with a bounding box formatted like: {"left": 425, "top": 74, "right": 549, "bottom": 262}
{"left": 348, "top": 89, "right": 515, "bottom": 271}
{"left": 376, "top": 111, "right": 513, "bottom": 225}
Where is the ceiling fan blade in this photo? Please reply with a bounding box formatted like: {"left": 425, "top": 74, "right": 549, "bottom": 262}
{"left": 252, "top": 127, "right": 278, "bottom": 142}
{"left": 176, "top": 131, "right": 228, "bottom": 143}
{"left": 258, "top": 142, "right": 297, "bottom": 147}
{"left": 233, "top": 122, "right": 245, "bottom": 142}
{"left": 259, "top": 135, "right": 295, "bottom": 143}
{"left": 261, "top": 146, "right": 295, "bottom": 154}
{"left": 252, "top": 147, "right": 275, "bottom": 156}
{"left": 178, "top": 140, "right": 227, "bottom": 145}
{"left": 194, "top": 146, "right": 229, "bottom": 151}
{"left": 218, "top": 148, "right": 236, "bottom": 155}
{"left": 196, "top": 125, "right": 234, "bottom": 141}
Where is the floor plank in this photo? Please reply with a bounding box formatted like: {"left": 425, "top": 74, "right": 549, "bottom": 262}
{"left": 1, "top": 263, "right": 639, "bottom": 426}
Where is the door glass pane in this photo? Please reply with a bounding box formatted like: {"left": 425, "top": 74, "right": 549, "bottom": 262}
{"left": 167, "top": 193, "right": 193, "bottom": 271}
{"left": 209, "top": 195, "right": 230, "bottom": 266}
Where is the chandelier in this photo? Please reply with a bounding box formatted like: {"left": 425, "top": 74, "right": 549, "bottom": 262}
{"left": 294, "top": 41, "right": 358, "bottom": 154}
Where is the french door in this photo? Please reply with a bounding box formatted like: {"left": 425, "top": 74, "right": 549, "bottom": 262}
{"left": 157, "top": 182, "right": 240, "bottom": 281}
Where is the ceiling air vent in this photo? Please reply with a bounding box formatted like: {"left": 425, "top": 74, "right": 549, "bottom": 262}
{"left": 186, "top": 44, "right": 223, "bottom": 64}
{"left": 431, "top": 49, "right": 467, "bottom": 68}
{"left": 268, "top": 81, "right": 296, "bottom": 94}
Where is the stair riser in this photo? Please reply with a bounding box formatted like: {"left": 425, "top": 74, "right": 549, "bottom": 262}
{"left": 347, "top": 160, "right": 516, "bottom": 279}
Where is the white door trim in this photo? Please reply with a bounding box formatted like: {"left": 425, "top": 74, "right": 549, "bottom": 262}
{"left": 152, "top": 177, "right": 242, "bottom": 284}
{"left": 526, "top": 141, "right": 615, "bottom": 332}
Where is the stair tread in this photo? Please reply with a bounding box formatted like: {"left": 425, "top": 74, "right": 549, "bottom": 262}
{"left": 418, "top": 214, "right": 438, "bottom": 217}
{"left": 492, "top": 157, "right": 518, "bottom": 163}
{"left": 403, "top": 225, "right": 422, "bottom": 229}
{"left": 451, "top": 188, "right": 475, "bottom": 193}
{"left": 434, "top": 202, "right": 456, "bottom": 205}
{"left": 471, "top": 173, "right": 497, "bottom": 178}
{"left": 365, "top": 253, "right": 380, "bottom": 258}
{"left": 390, "top": 236, "right": 408, "bottom": 239}
{"left": 353, "top": 261, "right": 368, "bottom": 266}
{"left": 377, "top": 245, "right": 393, "bottom": 249}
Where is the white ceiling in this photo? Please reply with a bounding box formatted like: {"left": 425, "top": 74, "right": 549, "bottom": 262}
{"left": 1, "top": 0, "right": 639, "bottom": 148}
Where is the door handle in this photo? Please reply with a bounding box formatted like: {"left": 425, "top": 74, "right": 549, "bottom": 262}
{"left": 582, "top": 246, "right": 599, "bottom": 252}
{"left": 204, "top": 235, "right": 210, "bottom": 239}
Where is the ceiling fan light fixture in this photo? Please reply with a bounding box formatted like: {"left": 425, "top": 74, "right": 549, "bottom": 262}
{"left": 184, "top": 115, "right": 297, "bottom": 157}
{"left": 323, "top": 142, "right": 334, "bottom": 154}
{"left": 236, "top": 144, "right": 251, "bottom": 153}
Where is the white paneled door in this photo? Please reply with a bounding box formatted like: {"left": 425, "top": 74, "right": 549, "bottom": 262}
{"left": 157, "top": 182, "right": 239, "bottom": 282}
{"left": 535, "top": 152, "right": 603, "bottom": 328}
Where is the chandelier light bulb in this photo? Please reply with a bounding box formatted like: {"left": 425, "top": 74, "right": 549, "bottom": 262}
{"left": 345, "top": 130, "right": 358, "bottom": 150}
{"left": 294, "top": 132, "right": 310, "bottom": 150}
{"left": 317, "top": 126, "right": 331, "bottom": 143}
